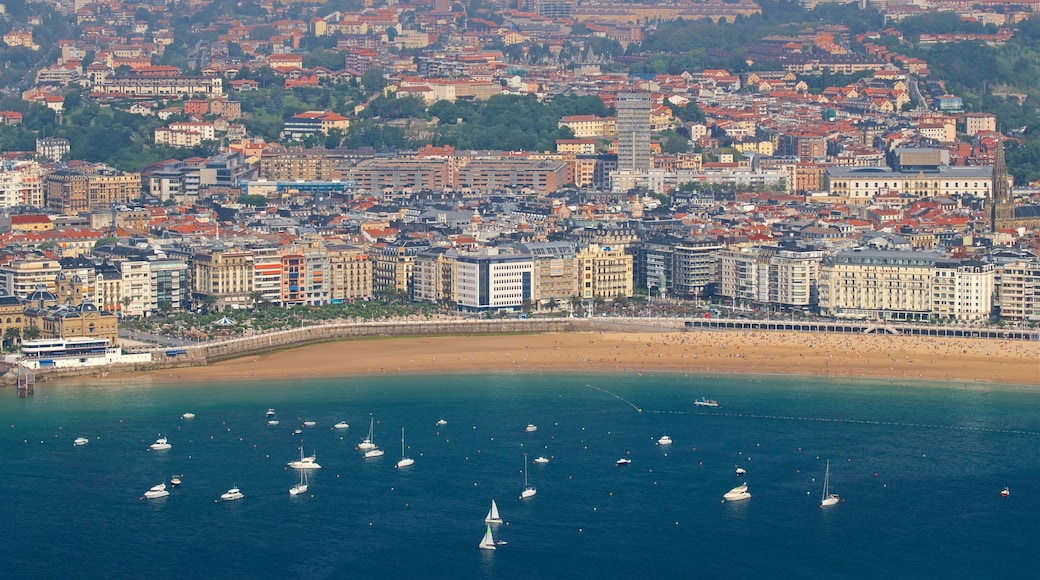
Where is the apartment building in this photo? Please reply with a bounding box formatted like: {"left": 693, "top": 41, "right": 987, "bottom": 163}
{"left": 994, "top": 259, "right": 1040, "bottom": 322}
{"left": 931, "top": 259, "right": 994, "bottom": 322}
{"left": 192, "top": 248, "right": 255, "bottom": 310}
{"left": 0, "top": 161, "right": 43, "bottom": 208}
{"left": 454, "top": 249, "right": 533, "bottom": 312}
{"left": 818, "top": 249, "right": 939, "bottom": 320}
{"left": 328, "top": 243, "right": 373, "bottom": 302}
{"left": 0, "top": 258, "right": 62, "bottom": 299}
{"left": 44, "top": 168, "right": 142, "bottom": 215}
{"left": 718, "top": 246, "right": 824, "bottom": 309}
{"left": 576, "top": 244, "right": 633, "bottom": 300}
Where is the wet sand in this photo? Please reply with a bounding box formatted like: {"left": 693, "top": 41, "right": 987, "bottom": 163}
{"left": 115, "top": 330, "right": 1039, "bottom": 387}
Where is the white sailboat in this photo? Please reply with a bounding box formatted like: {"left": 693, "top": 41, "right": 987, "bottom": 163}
{"left": 485, "top": 499, "right": 503, "bottom": 524}
{"left": 396, "top": 427, "right": 414, "bottom": 468}
{"left": 479, "top": 525, "right": 497, "bottom": 550}
{"left": 520, "top": 453, "right": 537, "bottom": 499}
{"left": 820, "top": 460, "right": 839, "bottom": 507}
{"left": 289, "top": 470, "right": 309, "bottom": 496}
{"left": 358, "top": 417, "right": 376, "bottom": 451}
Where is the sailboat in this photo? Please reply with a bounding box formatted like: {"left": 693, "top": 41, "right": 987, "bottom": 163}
{"left": 485, "top": 499, "right": 502, "bottom": 524}
{"left": 396, "top": 427, "right": 414, "bottom": 468}
{"left": 520, "top": 453, "right": 537, "bottom": 499}
{"left": 358, "top": 417, "right": 376, "bottom": 451}
{"left": 820, "top": 460, "right": 839, "bottom": 507}
{"left": 289, "top": 470, "right": 309, "bottom": 496}
{"left": 479, "top": 525, "right": 497, "bottom": 550}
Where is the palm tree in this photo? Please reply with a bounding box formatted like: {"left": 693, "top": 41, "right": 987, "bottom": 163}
{"left": 569, "top": 295, "right": 583, "bottom": 315}
{"left": 22, "top": 324, "right": 41, "bottom": 341}
{"left": 120, "top": 296, "right": 133, "bottom": 315}
{"left": 521, "top": 299, "right": 536, "bottom": 317}
{"left": 3, "top": 327, "right": 20, "bottom": 350}
{"left": 546, "top": 298, "right": 559, "bottom": 313}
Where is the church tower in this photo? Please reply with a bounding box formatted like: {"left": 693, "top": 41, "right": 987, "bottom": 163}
{"left": 990, "top": 139, "right": 1014, "bottom": 232}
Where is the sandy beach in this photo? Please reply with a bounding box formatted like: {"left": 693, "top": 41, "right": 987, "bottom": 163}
{"left": 112, "top": 330, "right": 1039, "bottom": 387}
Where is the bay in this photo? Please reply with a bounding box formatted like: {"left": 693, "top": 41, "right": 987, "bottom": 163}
{"left": 1, "top": 372, "right": 1038, "bottom": 578}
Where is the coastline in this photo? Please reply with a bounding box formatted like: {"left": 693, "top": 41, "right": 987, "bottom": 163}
{"left": 91, "top": 329, "right": 1039, "bottom": 387}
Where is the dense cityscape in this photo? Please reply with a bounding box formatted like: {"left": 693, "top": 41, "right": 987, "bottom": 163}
{"left": 0, "top": 0, "right": 1039, "bottom": 354}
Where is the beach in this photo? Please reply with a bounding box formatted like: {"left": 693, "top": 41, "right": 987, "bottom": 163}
{"left": 112, "top": 330, "right": 1039, "bottom": 386}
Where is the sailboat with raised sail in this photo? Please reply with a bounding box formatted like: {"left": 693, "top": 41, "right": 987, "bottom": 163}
{"left": 485, "top": 499, "right": 502, "bottom": 524}
{"left": 396, "top": 427, "right": 414, "bottom": 468}
{"left": 358, "top": 416, "right": 376, "bottom": 451}
{"left": 479, "top": 525, "right": 497, "bottom": 550}
{"left": 520, "top": 453, "right": 537, "bottom": 499}
{"left": 820, "top": 460, "right": 839, "bottom": 507}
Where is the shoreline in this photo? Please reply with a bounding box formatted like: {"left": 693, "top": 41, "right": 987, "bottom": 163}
{"left": 83, "top": 329, "right": 1039, "bottom": 388}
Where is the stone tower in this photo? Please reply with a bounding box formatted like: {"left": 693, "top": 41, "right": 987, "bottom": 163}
{"left": 990, "top": 139, "right": 1014, "bottom": 232}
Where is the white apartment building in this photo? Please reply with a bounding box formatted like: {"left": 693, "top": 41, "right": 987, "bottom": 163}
{"left": 120, "top": 259, "right": 153, "bottom": 317}
{"left": 0, "top": 161, "right": 43, "bottom": 208}
{"left": 719, "top": 246, "right": 824, "bottom": 309}
{"left": 454, "top": 249, "right": 532, "bottom": 312}
{"left": 932, "top": 260, "right": 994, "bottom": 322}
{"left": 995, "top": 259, "right": 1040, "bottom": 322}
{"left": 0, "top": 259, "right": 62, "bottom": 299}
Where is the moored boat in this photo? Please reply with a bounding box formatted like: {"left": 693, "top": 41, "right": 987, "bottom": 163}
{"left": 657, "top": 435, "right": 672, "bottom": 446}
{"left": 724, "top": 483, "right": 751, "bottom": 502}
{"left": 149, "top": 435, "right": 171, "bottom": 450}
{"left": 220, "top": 487, "right": 244, "bottom": 501}
{"left": 694, "top": 397, "right": 719, "bottom": 407}
{"left": 73, "top": 437, "right": 89, "bottom": 446}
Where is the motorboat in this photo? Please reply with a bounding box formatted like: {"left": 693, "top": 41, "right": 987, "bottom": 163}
{"left": 220, "top": 487, "right": 244, "bottom": 501}
{"left": 181, "top": 413, "right": 195, "bottom": 420}
{"left": 820, "top": 460, "right": 839, "bottom": 508}
{"left": 333, "top": 421, "right": 349, "bottom": 430}
{"left": 265, "top": 409, "right": 276, "bottom": 418}
{"left": 290, "top": 471, "right": 309, "bottom": 496}
{"left": 1001, "top": 486, "right": 1010, "bottom": 498}
{"left": 303, "top": 421, "right": 316, "bottom": 428}
{"left": 292, "top": 429, "right": 303, "bottom": 435}
{"left": 735, "top": 467, "right": 747, "bottom": 476}
{"left": 616, "top": 458, "right": 632, "bottom": 467}
{"left": 525, "top": 424, "right": 537, "bottom": 433}
{"left": 724, "top": 483, "right": 751, "bottom": 502}
{"left": 143, "top": 483, "right": 169, "bottom": 499}
{"left": 358, "top": 417, "right": 376, "bottom": 451}
{"left": 268, "top": 420, "right": 280, "bottom": 426}
{"left": 533, "top": 456, "right": 549, "bottom": 464}
{"left": 396, "top": 428, "right": 414, "bottom": 468}
{"left": 520, "top": 454, "right": 537, "bottom": 499}
{"left": 436, "top": 419, "right": 448, "bottom": 426}
{"left": 694, "top": 397, "right": 719, "bottom": 407}
{"left": 170, "top": 475, "right": 182, "bottom": 487}
{"left": 288, "top": 447, "right": 322, "bottom": 470}
{"left": 150, "top": 435, "right": 172, "bottom": 450}
{"left": 364, "top": 448, "right": 384, "bottom": 459}
{"left": 73, "top": 437, "right": 89, "bottom": 446}
{"left": 657, "top": 435, "right": 672, "bottom": 446}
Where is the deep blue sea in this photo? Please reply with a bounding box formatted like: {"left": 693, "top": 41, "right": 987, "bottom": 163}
{"left": 2, "top": 371, "right": 1039, "bottom": 579}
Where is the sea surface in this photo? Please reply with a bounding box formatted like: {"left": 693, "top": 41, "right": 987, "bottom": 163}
{"left": 2, "top": 371, "right": 1039, "bottom": 579}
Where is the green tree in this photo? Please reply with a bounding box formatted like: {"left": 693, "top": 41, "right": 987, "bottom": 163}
{"left": 22, "top": 324, "right": 41, "bottom": 341}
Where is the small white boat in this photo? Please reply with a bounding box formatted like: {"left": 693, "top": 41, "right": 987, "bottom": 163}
{"left": 358, "top": 417, "right": 376, "bottom": 451}
{"left": 485, "top": 499, "right": 503, "bottom": 524}
{"left": 333, "top": 421, "right": 349, "bottom": 430}
{"left": 616, "top": 457, "right": 632, "bottom": 467}
{"left": 525, "top": 424, "right": 537, "bottom": 433}
{"left": 479, "top": 525, "right": 497, "bottom": 550}
{"left": 73, "top": 437, "right": 89, "bottom": 446}
{"left": 1001, "top": 486, "right": 1010, "bottom": 498}
{"left": 150, "top": 435, "right": 172, "bottom": 450}
{"left": 290, "top": 470, "right": 309, "bottom": 496}
{"left": 288, "top": 447, "right": 321, "bottom": 470}
{"left": 396, "top": 427, "right": 414, "bottom": 468}
{"left": 694, "top": 397, "right": 719, "bottom": 407}
{"left": 820, "top": 460, "right": 839, "bottom": 508}
{"left": 181, "top": 413, "right": 195, "bottom": 420}
{"left": 265, "top": 409, "right": 276, "bottom": 418}
{"left": 170, "top": 475, "right": 182, "bottom": 487}
{"left": 292, "top": 429, "right": 302, "bottom": 435}
{"left": 268, "top": 420, "right": 280, "bottom": 426}
{"left": 657, "top": 435, "right": 672, "bottom": 446}
{"left": 364, "top": 448, "right": 384, "bottom": 459}
{"left": 520, "top": 453, "right": 537, "bottom": 499}
{"left": 303, "top": 421, "right": 316, "bottom": 427}
{"left": 724, "top": 483, "right": 751, "bottom": 502}
{"left": 143, "top": 482, "right": 169, "bottom": 499}
{"left": 436, "top": 419, "right": 447, "bottom": 426}
{"left": 220, "top": 487, "right": 244, "bottom": 501}
{"left": 533, "top": 456, "right": 549, "bottom": 465}
{"left": 735, "top": 467, "right": 746, "bottom": 476}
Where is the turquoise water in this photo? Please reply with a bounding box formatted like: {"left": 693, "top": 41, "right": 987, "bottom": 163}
{"left": 2, "top": 372, "right": 1038, "bottom": 578}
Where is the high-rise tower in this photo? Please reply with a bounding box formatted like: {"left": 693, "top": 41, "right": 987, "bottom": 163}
{"left": 616, "top": 93, "right": 651, "bottom": 173}
{"left": 990, "top": 139, "right": 1014, "bottom": 232}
